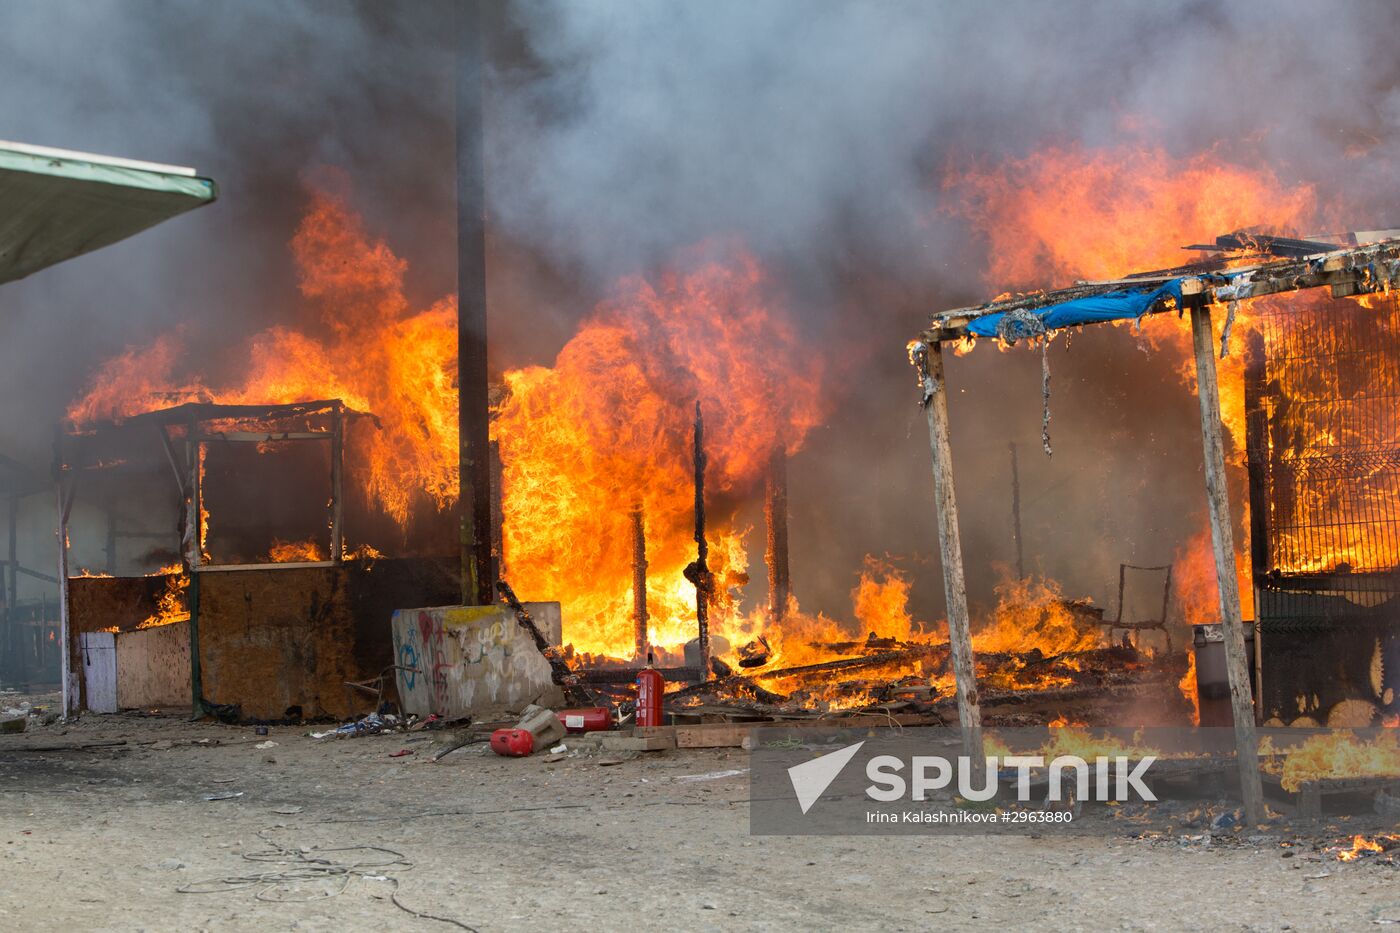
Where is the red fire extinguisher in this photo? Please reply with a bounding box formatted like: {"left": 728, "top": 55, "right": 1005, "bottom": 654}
{"left": 635, "top": 652, "right": 665, "bottom": 727}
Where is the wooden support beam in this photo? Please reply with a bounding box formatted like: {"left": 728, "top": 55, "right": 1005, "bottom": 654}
{"left": 185, "top": 422, "right": 206, "bottom": 718}
{"left": 631, "top": 502, "right": 648, "bottom": 661}
{"left": 912, "top": 340, "right": 984, "bottom": 768}
{"left": 765, "top": 447, "right": 790, "bottom": 623}
{"left": 329, "top": 403, "right": 344, "bottom": 562}
{"left": 194, "top": 432, "right": 332, "bottom": 442}
{"left": 55, "top": 479, "right": 72, "bottom": 719}
{"left": 1188, "top": 303, "right": 1265, "bottom": 827}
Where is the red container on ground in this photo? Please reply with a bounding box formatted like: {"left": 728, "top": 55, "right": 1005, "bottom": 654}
{"left": 635, "top": 668, "right": 665, "bottom": 727}
{"left": 556, "top": 707, "right": 612, "bottom": 733}
{"left": 490, "top": 728, "right": 535, "bottom": 757}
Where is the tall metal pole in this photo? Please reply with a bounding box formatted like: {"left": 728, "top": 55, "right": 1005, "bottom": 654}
{"left": 910, "top": 340, "right": 984, "bottom": 769}
{"left": 1188, "top": 298, "right": 1264, "bottom": 826}
{"left": 1008, "top": 441, "right": 1024, "bottom": 579}
{"left": 457, "top": 0, "right": 495, "bottom": 605}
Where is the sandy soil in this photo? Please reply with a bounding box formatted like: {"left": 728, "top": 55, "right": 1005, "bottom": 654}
{"left": 1, "top": 701, "right": 1396, "bottom": 933}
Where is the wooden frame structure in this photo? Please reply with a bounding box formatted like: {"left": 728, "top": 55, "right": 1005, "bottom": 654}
{"left": 907, "top": 236, "right": 1400, "bottom": 826}
{"left": 53, "top": 399, "right": 353, "bottom": 718}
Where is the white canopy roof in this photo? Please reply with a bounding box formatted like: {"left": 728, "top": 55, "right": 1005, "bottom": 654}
{"left": 0, "top": 140, "right": 216, "bottom": 286}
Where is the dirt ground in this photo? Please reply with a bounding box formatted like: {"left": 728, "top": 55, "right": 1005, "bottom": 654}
{"left": 1, "top": 697, "right": 1397, "bottom": 933}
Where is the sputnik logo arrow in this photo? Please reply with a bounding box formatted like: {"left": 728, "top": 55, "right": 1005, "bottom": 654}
{"left": 787, "top": 741, "right": 865, "bottom": 814}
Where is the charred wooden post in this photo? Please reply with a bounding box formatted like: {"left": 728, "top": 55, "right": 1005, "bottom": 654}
{"left": 52, "top": 430, "right": 75, "bottom": 719}
{"left": 765, "top": 447, "right": 790, "bottom": 623}
{"left": 1187, "top": 296, "right": 1265, "bottom": 826}
{"left": 185, "top": 418, "right": 205, "bottom": 717}
{"left": 683, "top": 401, "right": 713, "bottom": 681}
{"left": 632, "top": 502, "right": 649, "bottom": 660}
{"left": 489, "top": 439, "right": 504, "bottom": 576}
{"left": 909, "top": 340, "right": 985, "bottom": 770}
{"left": 1009, "top": 442, "right": 1024, "bottom": 579}
{"left": 330, "top": 401, "right": 344, "bottom": 562}
{"left": 456, "top": 0, "right": 495, "bottom": 605}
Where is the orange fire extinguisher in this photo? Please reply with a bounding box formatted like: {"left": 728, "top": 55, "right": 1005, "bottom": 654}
{"left": 635, "top": 652, "right": 665, "bottom": 727}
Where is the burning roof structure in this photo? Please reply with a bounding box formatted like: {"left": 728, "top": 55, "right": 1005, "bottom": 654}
{"left": 55, "top": 399, "right": 461, "bottom": 721}
{"left": 911, "top": 230, "right": 1400, "bottom": 826}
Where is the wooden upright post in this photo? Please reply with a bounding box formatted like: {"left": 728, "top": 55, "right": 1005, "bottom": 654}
{"left": 912, "top": 339, "right": 984, "bottom": 766}
{"left": 631, "top": 502, "right": 648, "bottom": 661}
{"left": 765, "top": 448, "right": 790, "bottom": 623}
{"left": 1188, "top": 301, "right": 1265, "bottom": 826}
{"left": 329, "top": 403, "right": 344, "bottom": 562}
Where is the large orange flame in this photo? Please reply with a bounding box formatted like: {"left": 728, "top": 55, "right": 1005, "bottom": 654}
{"left": 69, "top": 188, "right": 459, "bottom": 530}
{"left": 494, "top": 248, "right": 825, "bottom": 659}
{"left": 946, "top": 142, "right": 1322, "bottom": 629}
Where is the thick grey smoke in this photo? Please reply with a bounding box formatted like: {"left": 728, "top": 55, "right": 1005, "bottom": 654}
{"left": 2, "top": 0, "right": 1398, "bottom": 621}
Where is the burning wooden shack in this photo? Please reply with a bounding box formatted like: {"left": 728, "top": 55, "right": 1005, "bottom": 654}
{"left": 909, "top": 229, "right": 1400, "bottom": 823}
{"left": 55, "top": 399, "right": 461, "bottom": 721}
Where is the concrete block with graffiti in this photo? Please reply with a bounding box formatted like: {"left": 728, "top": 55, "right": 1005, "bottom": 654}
{"left": 391, "top": 603, "right": 566, "bottom": 718}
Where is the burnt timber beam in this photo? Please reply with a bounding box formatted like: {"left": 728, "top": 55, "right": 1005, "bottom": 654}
{"left": 908, "top": 340, "right": 985, "bottom": 770}
{"left": 1188, "top": 299, "right": 1265, "bottom": 827}
{"left": 921, "top": 240, "right": 1400, "bottom": 343}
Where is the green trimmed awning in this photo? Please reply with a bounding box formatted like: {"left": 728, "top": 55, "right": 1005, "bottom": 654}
{"left": 0, "top": 141, "right": 217, "bottom": 286}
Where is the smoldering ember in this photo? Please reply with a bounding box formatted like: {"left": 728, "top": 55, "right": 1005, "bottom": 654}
{"left": 6, "top": 3, "right": 1400, "bottom": 932}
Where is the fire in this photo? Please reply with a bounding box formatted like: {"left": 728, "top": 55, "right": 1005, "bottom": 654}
{"left": 1172, "top": 527, "right": 1255, "bottom": 626}
{"left": 946, "top": 143, "right": 1324, "bottom": 634}
{"left": 493, "top": 247, "right": 825, "bottom": 659}
{"left": 1337, "top": 835, "right": 1387, "bottom": 862}
{"left": 1261, "top": 730, "right": 1400, "bottom": 792}
{"left": 68, "top": 184, "right": 458, "bottom": 530}
{"left": 1179, "top": 650, "right": 1200, "bottom": 726}
{"left": 945, "top": 142, "right": 1316, "bottom": 291}
{"left": 972, "top": 575, "right": 1102, "bottom": 657}
{"left": 138, "top": 572, "right": 189, "bottom": 629}
{"left": 267, "top": 539, "right": 327, "bottom": 563}
{"left": 851, "top": 556, "right": 926, "bottom": 642}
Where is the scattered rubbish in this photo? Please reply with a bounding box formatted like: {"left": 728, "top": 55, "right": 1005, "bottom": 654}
{"left": 204, "top": 791, "right": 244, "bottom": 801}
{"left": 272, "top": 805, "right": 303, "bottom": 815}
{"left": 550, "top": 743, "right": 568, "bottom": 754}
{"left": 254, "top": 726, "right": 269, "bottom": 736}
{"left": 210, "top": 777, "right": 237, "bottom": 784}
{"left": 388, "top": 749, "right": 413, "bottom": 758}
{"left": 676, "top": 768, "right": 748, "bottom": 783}
{"left": 544, "top": 752, "right": 568, "bottom": 763}
{"left": 409, "top": 714, "right": 443, "bottom": 732}
{"left": 1210, "top": 810, "right": 1241, "bottom": 832}
{"left": 156, "top": 858, "right": 187, "bottom": 871}
{"left": 255, "top": 740, "right": 278, "bottom": 750}
{"left": 310, "top": 711, "right": 397, "bottom": 739}
{"left": 737, "top": 636, "right": 772, "bottom": 668}
{"left": 429, "top": 735, "right": 487, "bottom": 762}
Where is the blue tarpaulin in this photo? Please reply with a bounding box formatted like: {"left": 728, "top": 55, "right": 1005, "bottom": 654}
{"left": 965, "top": 279, "right": 1186, "bottom": 339}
